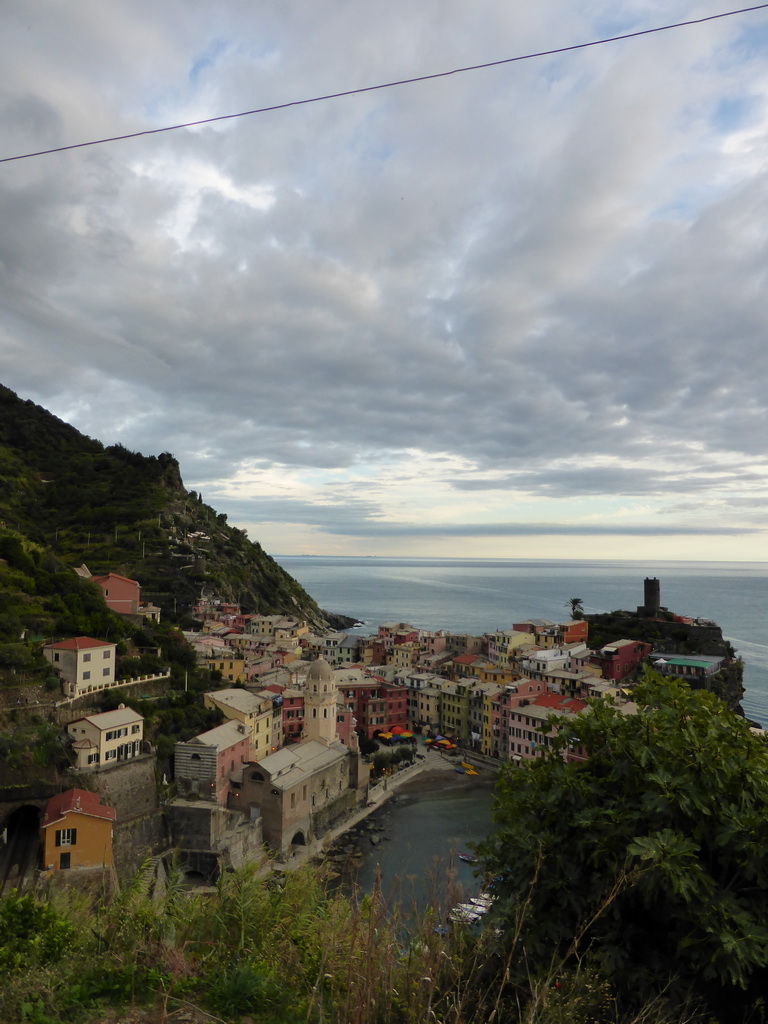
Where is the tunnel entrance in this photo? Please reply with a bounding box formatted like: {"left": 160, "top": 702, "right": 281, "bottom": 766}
{"left": 1, "top": 805, "right": 42, "bottom": 894}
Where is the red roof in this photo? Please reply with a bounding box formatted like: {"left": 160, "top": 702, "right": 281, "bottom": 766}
{"left": 533, "top": 693, "right": 587, "bottom": 713}
{"left": 91, "top": 572, "right": 139, "bottom": 586}
{"left": 43, "top": 788, "right": 116, "bottom": 826}
{"left": 453, "top": 654, "right": 478, "bottom": 665}
{"left": 45, "top": 636, "right": 114, "bottom": 651}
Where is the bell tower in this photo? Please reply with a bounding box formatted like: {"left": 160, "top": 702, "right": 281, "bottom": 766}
{"left": 303, "top": 656, "right": 337, "bottom": 744}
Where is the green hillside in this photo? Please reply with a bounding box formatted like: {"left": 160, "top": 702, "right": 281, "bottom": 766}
{"left": 0, "top": 383, "right": 347, "bottom": 648}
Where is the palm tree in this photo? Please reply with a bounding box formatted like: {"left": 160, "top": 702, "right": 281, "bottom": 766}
{"left": 568, "top": 597, "right": 584, "bottom": 619}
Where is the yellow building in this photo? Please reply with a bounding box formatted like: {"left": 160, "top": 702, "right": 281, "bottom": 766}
{"left": 439, "top": 681, "right": 471, "bottom": 740}
{"left": 204, "top": 654, "right": 246, "bottom": 683}
{"left": 480, "top": 685, "right": 507, "bottom": 756}
{"left": 489, "top": 631, "right": 537, "bottom": 667}
{"left": 40, "top": 789, "right": 115, "bottom": 873}
{"left": 204, "top": 688, "right": 275, "bottom": 761}
{"left": 464, "top": 681, "right": 504, "bottom": 753}
{"left": 391, "top": 642, "right": 424, "bottom": 670}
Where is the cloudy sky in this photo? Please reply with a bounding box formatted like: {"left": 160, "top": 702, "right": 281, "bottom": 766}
{"left": 2, "top": 1, "right": 768, "bottom": 560}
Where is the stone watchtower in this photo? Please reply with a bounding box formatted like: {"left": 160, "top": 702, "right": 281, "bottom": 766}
{"left": 303, "top": 656, "right": 338, "bottom": 745}
{"left": 638, "top": 577, "right": 663, "bottom": 617}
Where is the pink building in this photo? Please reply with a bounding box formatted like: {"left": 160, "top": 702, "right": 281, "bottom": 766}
{"left": 174, "top": 720, "right": 252, "bottom": 804}
{"left": 339, "top": 677, "right": 408, "bottom": 739}
{"left": 508, "top": 693, "right": 587, "bottom": 763}
{"left": 91, "top": 572, "right": 141, "bottom": 615}
{"left": 419, "top": 632, "right": 448, "bottom": 657}
{"left": 282, "top": 689, "right": 305, "bottom": 743}
{"left": 334, "top": 704, "right": 357, "bottom": 747}
{"left": 589, "top": 640, "right": 652, "bottom": 681}
{"left": 489, "top": 679, "right": 547, "bottom": 758}
{"left": 91, "top": 571, "right": 160, "bottom": 622}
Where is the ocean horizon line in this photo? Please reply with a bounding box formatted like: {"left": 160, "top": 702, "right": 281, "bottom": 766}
{"left": 277, "top": 554, "right": 768, "bottom": 567}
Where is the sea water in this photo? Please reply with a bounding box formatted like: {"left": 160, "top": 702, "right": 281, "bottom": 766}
{"left": 276, "top": 556, "right": 768, "bottom": 725}
{"left": 335, "top": 779, "right": 496, "bottom": 912}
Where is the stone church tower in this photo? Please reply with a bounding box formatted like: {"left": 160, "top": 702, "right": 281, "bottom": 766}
{"left": 303, "top": 656, "right": 337, "bottom": 745}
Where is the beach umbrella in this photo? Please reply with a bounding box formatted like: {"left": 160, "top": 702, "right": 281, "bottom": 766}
{"left": 399, "top": 731, "right": 414, "bottom": 739}
{"left": 379, "top": 732, "right": 393, "bottom": 739}
{"left": 436, "top": 739, "right": 451, "bottom": 747}
{"left": 390, "top": 725, "right": 405, "bottom": 734}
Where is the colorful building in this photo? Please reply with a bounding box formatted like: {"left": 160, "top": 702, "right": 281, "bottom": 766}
{"left": 174, "top": 719, "right": 252, "bottom": 804}
{"left": 40, "top": 789, "right": 115, "bottom": 873}
{"left": 230, "top": 657, "right": 368, "bottom": 857}
{"left": 43, "top": 636, "right": 117, "bottom": 699}
{"left": 507, "top": 693, "right": 587, "bottom": 762}
{"left": 337, "top": 674, "right": 408, "bottom": 739}
{"left": 66, "top": 705, "right": 144, "bottom": 769}
{"left": 439, "top": 680, "right": 471, "bottom": 740}
{"left": 281, "top": 688, "right": 305, "bottom": 743}
{"left": 203, "top": 688, "right": 275, "bottom": 760}
{"left": 204, "top": 653, "right": 246, "bottom": 683}
{"left": 589, "top": 640, "right": 652, "bottom": 681}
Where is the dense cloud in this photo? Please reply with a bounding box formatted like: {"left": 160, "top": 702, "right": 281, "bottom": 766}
{"left": 1, "top": 1, "right": 767, "bottom": 555}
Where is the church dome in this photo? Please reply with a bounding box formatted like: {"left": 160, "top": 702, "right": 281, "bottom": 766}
{"left": 306, "top": 656, "right": 334, "bottom": 685}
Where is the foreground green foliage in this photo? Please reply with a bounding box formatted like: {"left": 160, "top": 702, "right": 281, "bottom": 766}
{"left": 0, "top": 860, "right": 699, "bottom": 1024}
{"left": 478, "top": 672, "right": 768, "bottom": 1022}
{"left": 4, "top": 675, "right": 765, "bottom": 1022}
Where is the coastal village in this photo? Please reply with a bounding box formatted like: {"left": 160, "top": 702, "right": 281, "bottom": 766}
{"left": 2, "top": 572, "right": 738, "bottom": 891}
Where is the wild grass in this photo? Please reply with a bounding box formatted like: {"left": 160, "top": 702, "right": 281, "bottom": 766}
{"left": 0, "top": 859, "right": 712, "bottom": 1024}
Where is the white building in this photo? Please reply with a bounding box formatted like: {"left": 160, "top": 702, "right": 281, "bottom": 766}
{"left": 66, "top": 705, "right": 144, "bottom": 769}
{"left": 44, "top": 637, "right": 117, "bottom": 699}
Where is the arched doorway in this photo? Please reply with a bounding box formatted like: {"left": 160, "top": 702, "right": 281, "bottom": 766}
{"left": 290, "top": 830, "right": 306, "bottom": 847}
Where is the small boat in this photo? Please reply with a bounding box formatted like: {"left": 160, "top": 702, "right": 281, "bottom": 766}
{"left": 459, "top": 853, "right": 477, "bottom": 864}
{"left": 467, "top": 894, "right": 494, "bottom": 911}
{"left": 449, "top": 904, "right": 483, "bottom": 925}
{"left": 454, "top": 766, "right": 466, "bottom": 774}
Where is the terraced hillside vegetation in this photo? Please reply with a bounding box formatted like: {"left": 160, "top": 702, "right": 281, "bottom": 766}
{"left": 0, "top": 383, "right": 350, "bottom": 650}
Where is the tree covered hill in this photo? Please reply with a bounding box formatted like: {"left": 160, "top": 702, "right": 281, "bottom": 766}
{"left": 0, "top": 383, "right": 346, "bottom": 643}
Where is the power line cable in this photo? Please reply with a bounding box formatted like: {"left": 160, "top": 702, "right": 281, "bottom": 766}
{"left": 2, "top": 3, "right": 767, "bottom": 165}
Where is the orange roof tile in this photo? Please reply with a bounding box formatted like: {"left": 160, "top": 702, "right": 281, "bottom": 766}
{"left": 45, "top": 636, "right": 114, "bottom": 651}
{"left": 91, "top": 572, "right": 139, "bottom": 586}
{"left": 42, "top": 788, "right": 116, "bottom": 826}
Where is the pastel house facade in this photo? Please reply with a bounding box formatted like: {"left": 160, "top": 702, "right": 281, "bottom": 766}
{"left": 203, "top": 688, "right": 275, "bottom": 761}
{"left": 91, "top": 572, "right": 141, "bottom": 614}
{"left": 43, "top": 637, "right": 117, "bottom": 698}
{"left": 589, "top": 640, "right": 652, "bottom": 681}
{"left": 174, "top": 719, "right": 252, "bottom": 804}
{"left": 66, "top": 705, "right": 144, "bottom": 769}
{"left": 40, "top": 789, "right": 116, "bottom": 872}
{"left": 78, "top": 568, "right": 161, "bottom": 622}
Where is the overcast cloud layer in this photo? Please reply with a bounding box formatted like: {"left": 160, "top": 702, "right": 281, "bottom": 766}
{"left": 2, "top": 1, "right": 768, "bottom": 559}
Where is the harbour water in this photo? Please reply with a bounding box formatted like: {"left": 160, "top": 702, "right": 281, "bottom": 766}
{"left": 277, "top": 556, "right": 768, "bottom": 725}
{"left": 330, "top": 764, "right": 496, "bottom": 913}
